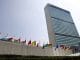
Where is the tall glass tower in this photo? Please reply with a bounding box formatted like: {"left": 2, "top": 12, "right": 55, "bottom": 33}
{"left": 44, "top": 4, "right": 80, "bottom": 46}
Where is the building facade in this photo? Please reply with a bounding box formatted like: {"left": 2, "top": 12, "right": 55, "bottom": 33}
{"left": 44, "top": 4, "right": 80, "bottom": 46}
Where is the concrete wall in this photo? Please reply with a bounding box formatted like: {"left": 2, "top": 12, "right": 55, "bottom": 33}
{"left": 0, "top": 40, "right": 72, "bottom": 56}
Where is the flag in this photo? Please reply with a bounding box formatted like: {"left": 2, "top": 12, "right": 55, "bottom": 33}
{"left": 13, "top": 38, "right": 19, "bottom": 43}
{"left": 64, "top": 46, "right": 67, "bottom": 50}
{"left": 42, "top": 44, "right": 48, "bottom": 49}
{"left": 42, "top": 44, "right": 45, "bottom": 49}
{"left": 65, "top": 46, "right": 70, "bottom": 50}
{"left": 32, "top": 41, "right": 36, "bottom": 46}
{"left": 44, "top": 44, "right": 48, "bottom": 47}
{"left": 18, "top": 38, "right": 21, "bottom": 43}
{"left": 22, "top": 40, "right": 26, "bottom": 43}
{"left": 42, "top": 44, "right": 52, "bottom": 49}
{"left": 60, "top": 45, "right": 65, "bottom": 49}
{"left": 66, "top": 46, "right": 70, "bottom": 50}
{"left": 60, "top": 45, "right": 68, "bottom": 50}
{"left": 48, "top": 44, "right": 52, "bottom": 47}
{"left": 55, "top": 44, "right": 59, "bottom": 50}
{"left": 7, "top": 38, "right": 13, "bottom": 42}
{"left": 14, "top": 40, "right": 19, "bottom": 43}
{"left": 28, "top": 40, "right": 31, "bottom": 45}
{"left": 37, "top": 43, "right": 39, "bottom": 47}
{"left": 37, "top": 41, "right": 40, "bottom": 47}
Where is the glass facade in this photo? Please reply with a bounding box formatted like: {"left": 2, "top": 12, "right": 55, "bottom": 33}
{"left": 45, "top": 4, "right": 80, "bottom": 46}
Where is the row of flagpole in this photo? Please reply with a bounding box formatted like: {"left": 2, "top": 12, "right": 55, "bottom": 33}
{"left": 0, "top": 32, "right": 74, "bottom": 51}
{"left": 0, "top": 32, "right": 39, "bottom": 47}
{"left": 0, "top": 37, "right": 40, "bottom": 47}
{"left": 0, "top": 32, "right": 53, "bottom": 48}
{"left": 54, "top": 44, "right": 75, "bottom": 51}
{"left": 0, "top": 36, "right": 53, "bottom": 48}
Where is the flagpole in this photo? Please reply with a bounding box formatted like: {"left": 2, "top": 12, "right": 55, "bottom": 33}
{"left": 0, "top": 32, "right": 1, "bottom": 39}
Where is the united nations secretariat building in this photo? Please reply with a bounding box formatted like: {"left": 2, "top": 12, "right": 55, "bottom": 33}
{"left": 45, "top": 4, "right": 80, "bottom": 47}
{"left": 0, "top": 4, "right": 80, "bottom": 56}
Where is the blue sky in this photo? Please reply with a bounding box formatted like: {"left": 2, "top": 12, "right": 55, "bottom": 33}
{"left": 0, "top": 0, "right": 80, "bottom": 45}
